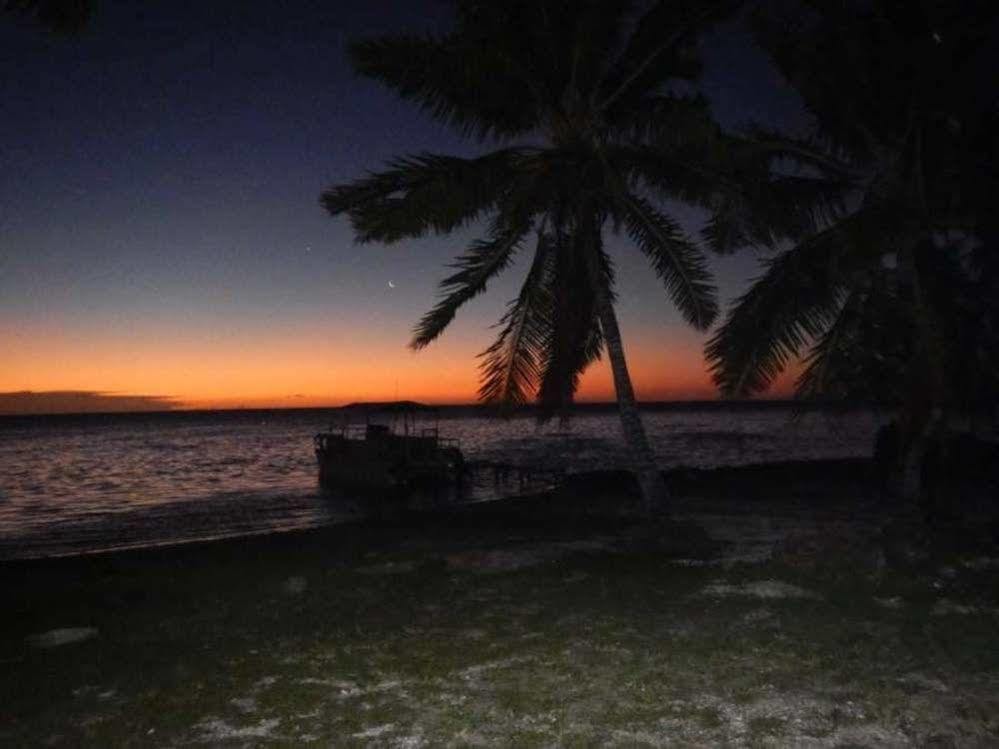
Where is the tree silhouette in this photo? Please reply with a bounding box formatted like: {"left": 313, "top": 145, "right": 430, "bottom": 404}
{"left": 322, "top": 0, "right": 745, "bottom": 513}
{"left": 705, "top": 0, "right": 999, "bottom": 500}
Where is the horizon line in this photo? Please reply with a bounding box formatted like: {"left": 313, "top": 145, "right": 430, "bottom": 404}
{"left": 0, "top": 397, "right": 884, "bottom": 419}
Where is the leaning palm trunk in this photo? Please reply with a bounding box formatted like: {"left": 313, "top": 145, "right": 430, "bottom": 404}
{"left": 593, "top": 285, "right": 668, "bottom": 515}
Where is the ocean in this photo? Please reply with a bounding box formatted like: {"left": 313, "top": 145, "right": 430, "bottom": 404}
{"left": 0, "top": 404, "right": 885, "bottom": 559}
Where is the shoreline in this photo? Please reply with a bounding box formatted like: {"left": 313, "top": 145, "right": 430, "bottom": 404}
{"left": 4, "top": 451, "right": 995, "bottom": 573}
{"left": 0, "top": 457, "right": 877, "bottom": 568}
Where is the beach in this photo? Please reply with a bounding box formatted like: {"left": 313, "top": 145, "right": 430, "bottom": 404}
{"left": 4, "top": 460, "right": 998, "bottom": 746}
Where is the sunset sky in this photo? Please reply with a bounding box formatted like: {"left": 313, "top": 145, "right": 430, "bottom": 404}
{"left": 1, "top": 1, "right": 806, "bottom": 414}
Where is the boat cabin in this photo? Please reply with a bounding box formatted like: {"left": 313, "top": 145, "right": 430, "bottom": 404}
{"left": 314, "top": 402, "right": 464, "bottom": 500}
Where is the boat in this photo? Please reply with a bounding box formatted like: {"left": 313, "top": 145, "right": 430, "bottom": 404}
{"left": 313, "top": 402, "right": 562, "bottom": 506}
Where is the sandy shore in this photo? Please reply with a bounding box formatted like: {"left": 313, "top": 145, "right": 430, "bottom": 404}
{"left": 3, "top": 458, "right": 997, "bottom": 746}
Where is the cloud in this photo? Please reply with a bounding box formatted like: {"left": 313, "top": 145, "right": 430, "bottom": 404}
{"left": 0, "top": 391, "right": 178, "bottom": 416}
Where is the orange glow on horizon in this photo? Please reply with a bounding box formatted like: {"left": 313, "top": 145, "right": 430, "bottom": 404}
{"left": 1, "top": 323, "right": 797, "bottom": 414}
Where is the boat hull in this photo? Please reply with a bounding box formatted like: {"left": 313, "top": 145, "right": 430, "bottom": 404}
{"left": 315, "top": 431, "right": 464, "bottom": 505}
{"left": 314, "top": 429, "right": 563, "bottom": 508}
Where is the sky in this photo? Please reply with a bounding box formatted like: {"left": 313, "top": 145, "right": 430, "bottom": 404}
{"left": 0, "top": 0, "right": 807, "bottom": 414}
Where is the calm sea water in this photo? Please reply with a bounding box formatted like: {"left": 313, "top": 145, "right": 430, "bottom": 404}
{"left": 0, "top": 406, "right": 885, "bottom": 559}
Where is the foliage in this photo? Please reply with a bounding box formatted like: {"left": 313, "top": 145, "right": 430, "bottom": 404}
{"left": 705, "top": 0, "right": 999, "bottom": 415}
{"left": 323, "top": 0, "right": 749, "bottom": 416}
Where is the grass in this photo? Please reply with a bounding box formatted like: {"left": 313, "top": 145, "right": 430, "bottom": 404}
{"left": 2, "top": 500, "right": 998, "bottom": 747}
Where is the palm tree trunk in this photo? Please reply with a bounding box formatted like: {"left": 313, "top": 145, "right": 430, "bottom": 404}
{"left": 892, "top": 242, "right": 945, "bottom": 504}
{"left": 895, "top": 404, "right": 945, "bottom": 504}
{"left": 593, "top": 287, "right": 668, "bottom": 515}
{"left": 896, "top": 410, "right": 930, "bottom": 501}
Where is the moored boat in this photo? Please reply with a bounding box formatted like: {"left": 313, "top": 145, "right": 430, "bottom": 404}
{"left": 314, "top": 402, "right": 563, "bottom": 507}
{"left": 314, "top": 402, "right": 464, "bottom": 504}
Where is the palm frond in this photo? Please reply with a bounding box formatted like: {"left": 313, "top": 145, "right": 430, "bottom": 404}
{"left": 795, "top": 271, "right": 917, "bottom": 404}
{"left": 536, "top": 232, "right": 608, "bottom": 418}
{"left": 613, "top": 192, "right": 717, "bottom": 329}
{"left": 477, "top": 231, "right": 555, "bottom": 408}
{"left": 794, "top": 288, "right": 862, "bottom": 400}
{"left": 598, "top": 0, "right": 741, "bottom": 113}
{"left": 608, "top": 140, "right": 736, "bottom": 217}
{"left": 320, "top": 150, "right": 525, "bottom": 243}
{"left": 704, "top": 207, "right": 894, "bottom": 397}
{"left": 349, "top": 34, "right": 537, "bottom": 141}
{"left": 739, "top": 125, "right": 866, "bottom": 179}
{"left": 557, "top": 0, "right": 636, "bottom": 102}
{"left": 411, "top": 213, "right": 533, "bottom": 350}
{"left": 609, "top": 92, "right": 717, "bottom": 147}
{"left": 703, "top": 172, "right": 850, "bottom": 253}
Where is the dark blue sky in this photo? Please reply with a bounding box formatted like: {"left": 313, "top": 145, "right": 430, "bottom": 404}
{"left": 1, "top": 1, "right": 807, "bottom": 410}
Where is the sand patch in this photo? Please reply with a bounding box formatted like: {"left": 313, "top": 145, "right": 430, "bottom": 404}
{"left": 28, "top": 627, "right": 98, "bottom": 648}
{"left": 700, "top": 579, "right": 822, "bottom": 600}
{"left": 742, "top": 607, "right": 777, "bottom": 624}
{"left": 298, "top": 677, "right": 362, "bottom": 696}
{"left": 458, "top": 655, "right": 534, "bottom": 680}
{"left": 229, "top": 696, "right": 257, "bottom": 714}
{"left": 351, "top": 723, "right": 394, "bottom": 739}
{"left": 656, "top": 691, "right": 900, "bottom": 746}
{"left": 875, "top": 596, "right": 904, "bottom": 609}
{"left": 195, "top": 717, "right": 282, "bottom": 741}
{"left": 357, "top": 560, "right": 418, "bottom": 575}
{"left": 445, "top": 540, "right": 611, "bottom": 572}
{"left": 670, "top": 557, "right": 719, "bottom": 567}
{"left": 897, "top": 673, "right": 951, "bottom": 693}
{"left": 932, "top": 598, "right": 980, "bottom": 616}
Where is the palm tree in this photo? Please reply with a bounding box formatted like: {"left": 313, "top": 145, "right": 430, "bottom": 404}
{"left": 704, "top": 0, "right": 999, "bottom": 501}
{"left": 321, "top": 0, "right": 744, "bottom": 513}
